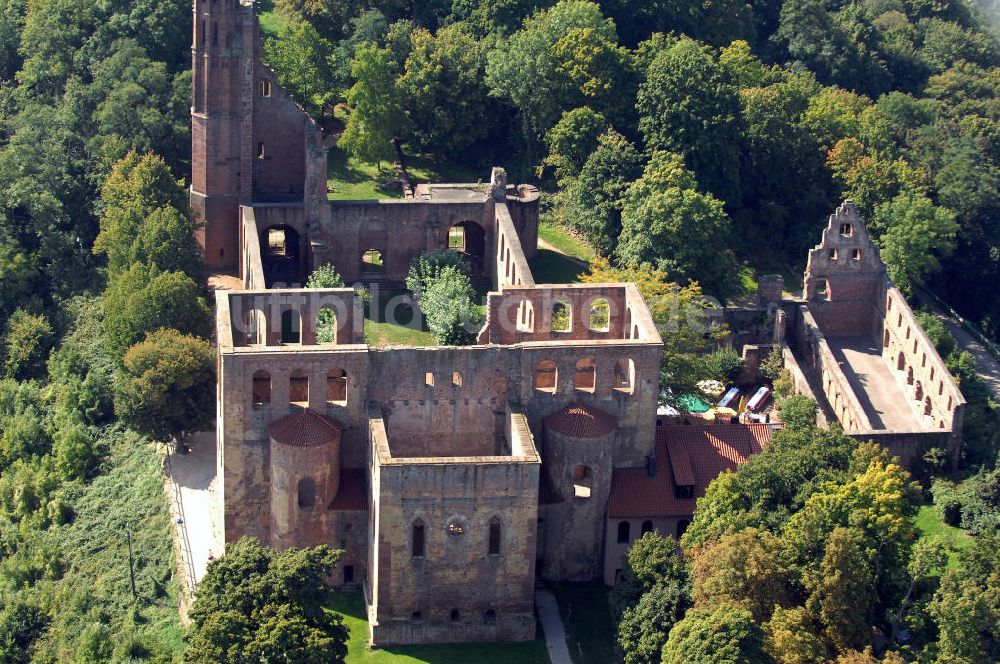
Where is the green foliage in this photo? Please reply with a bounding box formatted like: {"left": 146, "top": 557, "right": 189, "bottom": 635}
{"left": 760, "top": 345, "right": 785, "bottom": 382}
{"left": 875, "top": 192, "right": 958, "bottom": 294}
{"left": 805, "top": 527, "right": 874, "bottom": 652}
{"left": 405, "top": 250, "right": 469, "bottom": 300}
{"left": 93, "top": 151, "right": 197, "bottom": 280}
{"left": 398, "top": 23, "right": 495, "bottom": 157}
{"left": 662, "top": 604, "right": 770, "bottom": 664}
{"left": 778, "top": 395, "right": 818, "bottom": 430}
{"left": 186, "top": 537, "right": 349, "bottom": 664}
{"left": 421, "top": 266, "right": 483, "bottom": 345}
{"left": 263, "top": 19, "right": 338, "bottom": 117}
{"left": 616, "top": 581, "right": 689, "bottom": 664}
{"left": 608, "top": 531, "right": 687, "bottom": 620}
{"left": 307, "top": 263, "right": 345, "bottom": 343}
{"left": 934, "top": 468, "right": 1000, "bottom": 535}
{"left": 2, "top": 310, "right": 54, "bottom": 380}
{"left": 102, "top": 264, "right": 213, "bottom": 361}
{"left": 339, "top": 42, "right": 407, "bottom": 166}
{"left": 485, "top": 0, "right": 631, "bottom": 133}
{"left": 700, "top": 347, "right": 744, "bottom": 384}
{"left": 616, "top": 151, "right": 735, "bottom": 297}
{"left": 543, "top": 107, "right": 607, "bottom": 183}
{"left": 636, "top": 37, "right": 743, "bottom": 205}
{"left": 115, "top": 329, "right": 215, "bottom": 443}
{"left": 927, "top": 535, "right": 1000, "bottom": 662}
{"left": 565, "top": 129, "right": 645, "bottom": 257}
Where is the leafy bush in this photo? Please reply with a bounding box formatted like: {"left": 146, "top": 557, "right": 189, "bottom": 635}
{"left": 931, "top": 478, "right": 962, "bottom": 527}
{"left": 307, "top": 263, "right": 346, "bottom": 342}
{"left": 3, "top": 310, "right": 54, "bottom": 381}
{"left": 701, "top": 347, "right": 743, "bottom": 383}
{"left": 779, "top": 395, "right": 818, "bottom": 430}
{"left": 406, "top": 250, "right": 469, "bottom": 301}
{"left": 760, "top": 345, "right": 784, "bottom": 382}
{"left": 422, "top": 266, "right": 483, "bottom": 345}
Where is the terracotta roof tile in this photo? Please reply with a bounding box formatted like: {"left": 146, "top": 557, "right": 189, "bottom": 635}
{"left": 328, "top": 468, "right": 367, "bottom": 511}
{"left": 608, "top": 423, "right": 772, "bottom": 518}
{"left": 267, "top": 409, "right": 343, "bottom": 448}
{"left": 544, "top": 403, "right": 617, "bottom": 438}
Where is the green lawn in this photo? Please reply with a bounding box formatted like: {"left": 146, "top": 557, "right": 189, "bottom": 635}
{"left": 552, "top": 584, "right": 617, "bottom": 664}
{"left": 530, "top": 249, "right": 587, "bottom": 284}
{"left": 364, "top": 288, "right": 435, "bottom": 347}
{"left": 328, "top": 592, "right": 550, "bottom": 663}
{"left": 914, "top": 503, "right": 974, "bottom": 570}
{"left": 258, "top": 10, "right": 290, "bottom": 38}
{"left": 329, "top": 147, "right": 404, "bottom": 201}
{"left": 537, "top": 223, "right": 596, "bottom": 263}
{"left": 406, "top": 153, "right": 483, "bottom": 185}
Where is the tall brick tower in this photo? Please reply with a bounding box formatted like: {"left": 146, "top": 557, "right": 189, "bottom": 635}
{"left": 190, "top": 0, "right": 246, "bottom": 270}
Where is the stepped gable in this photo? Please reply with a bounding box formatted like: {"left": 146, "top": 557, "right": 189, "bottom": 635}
{"left": 544, "top": 403, "right": 617, "bottom": 438}
{"left": 267, "top": 409, "right": 343, "bottom": 448}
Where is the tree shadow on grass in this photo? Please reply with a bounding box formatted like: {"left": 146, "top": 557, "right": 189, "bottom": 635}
{"left": 529, "top": 249, "right": 587, "bottom": 284}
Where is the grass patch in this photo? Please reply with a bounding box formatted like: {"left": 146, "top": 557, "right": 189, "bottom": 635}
{"left": 329, "top": 147, "right": 404, "bottom": 201}
{"left": 552, "top": 584, "right": 617, "bottom": 664}
{"left": 406, "top": 153, "right": 483, "bottom": 185}
{"left": 529, "top": 249, "right": 587, "bottom": 284}
{"left": 914, "top": 503, "right": 974, "bottom": 570}
{"left": 537, "top": 223, "right": 596, "bottom": 263}
{"left": 328, "top": 592, "right": 550, "bottom": 663}
{"left": 364, "top": 288, "right": 436, "bottom": 347}
{"left": 258, "top": 10, "right": 291, "bottom": 38}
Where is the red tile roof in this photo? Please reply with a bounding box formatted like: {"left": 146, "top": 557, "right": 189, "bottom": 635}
{"left": 328, "top": 468, "right": 367, "bottom": 511}
{"left": 267, "top": 409, "right": 343, "bottom": 448}
{"left": 607, "top": 423, "right": 772, "bottom": 518}
{"left": 544, "top": 403, "right": 617, "bottom": 438}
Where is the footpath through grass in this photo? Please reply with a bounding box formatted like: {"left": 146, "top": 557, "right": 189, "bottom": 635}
{"left": 328, "top": 592, "right": 551, "bottom": 663}
{"left": 552, "top": 584, "right": 616, "bottom": 664}
{"left": 914, "top": 503, "right": 974, "bottom": 570}
{"left": 537, "top": 223, "right": 595, "bottom": 263}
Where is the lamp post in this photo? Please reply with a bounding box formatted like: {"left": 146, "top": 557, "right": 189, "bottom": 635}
{"left": 126, "top": 522, "right": 137, "bottom": 599}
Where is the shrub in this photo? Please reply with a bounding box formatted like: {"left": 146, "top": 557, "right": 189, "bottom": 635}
{"left": 931, "top": 478, "right": 962, "bottom": 527}
{"left": 701, "top": 347, "right": 743, "bottom": 383}
{"left": 422, "top": 266, "right": 483, "bottom": 346}
{"left": 3, "top": 310, "right": 55, "bottom": 381}
{"left": 760, "top": 345, "right": 784, "bottom": 382}
{"left": 406, "top": 250, "right": 468, "bottom": 301}
{"left": 306, "top": 262, "right": 345, "bottom": 288}
{"left": 778, "top": 395, "right": 818, "bottom": 430}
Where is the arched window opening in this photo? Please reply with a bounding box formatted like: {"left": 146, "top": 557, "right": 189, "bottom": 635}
{"left": 257, "top": 142, "right": 265, "bottom": 159}
{"left": 575, "top": 358, "right": 596, "bottom": 392}
{"left": 316, "top": 307, "right": 337, "bottom": 344}
{"left": 816, "top": 278, "right": 830, "bottom": 301}
{"left": 887, "top": 298, "right": 892, "bottom": 311}
{"left": 243, "top": 308, "right": 264, "bottom": 346}
{"left": 452, "top": 372, "right": 463, "bottom": 388}
{"left": 535, "top": 360, "right": 557, "bottom": 394}
{"left": 297, "top": 477, "right": 316, "bottom": 511}
{"left": 883, "top": 329, "right": 890, "bottom": 348}
{"left": 924, "top": 397, "right": 932, "bottom": 416}
{"left": 851, "top": 248, "right": 861, "bottom": 260}
{"left": 488, "top": 517, "right": 502, "bottom": 556}
{"left": 326, "top": 369, "right": 347, "bottom": 405}
{"left": 676, "top": 519, "right": 690, "bottom": 539}
{"left": 484, "top": 610, "right": 497, "bottom": 625}
{"left": 260, "top": 79, "right": 272, "bottom": 97}
{"left": 411, "top": 519, "right": 425, "bottom": 558}
{"left": 290, "top": 370, "right": 309, "bottom": 406}
{"left": 516, "top": 300, "right": 535, "bottom": 333}
{"left": 281, "top": 309, "right": 301, "bottom": 344}
{"left": 641, "top": 520, "right": 653, "bottom": 536}
{"left": 897, "top": 353, "right": 905, "bottom": 371}
{"left": 361, "top": 249, "right": 384, "bottom": 274}
{"left": 252, "top": 370, "right": 271, "bottom": 406}
{"left": 588, "top": 298, "right": 610, "bottom": 332}
{"left": 450, "top": 610, "right": 460, "bottom": 623}
{"left": 573, "top": 466, "right": 593, "bottom": 499}
{"left": 616, "top": 521, "right": 630, "bottom": 544}
{"left": 898, "top": 313, "right": 903, "bottom": 327}
{"left": 939, "top": 382, "right": 944, "bottom": 396}
{"left": 613, "top": 358, "right": 635, "bottom": 393}
{"left": 839, "top": 223, "right": 852, "bottom": 237}
{"left": 552, "top": 300, "right": 572, "bottom": 333}
{"left": 447, "top": 222, "right": 486, "bottom": 274}
{"left": 915, "top": 381, "right": 924, "bottom": 401}
{"left": 828, "top": 248, "right": 839, "bottom": 260}
{"left": 906, "top": 327, "right": 911, "bottom": 340}
{"left": 906, "top": 366, "right": 914, "bottom": 385}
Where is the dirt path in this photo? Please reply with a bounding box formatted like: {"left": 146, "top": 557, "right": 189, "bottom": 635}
{"left": 537, "top": 236, "right": 590, "bottom": 268}
{"left": 918, "top": 294, "right": 1000, "bottom": 402}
